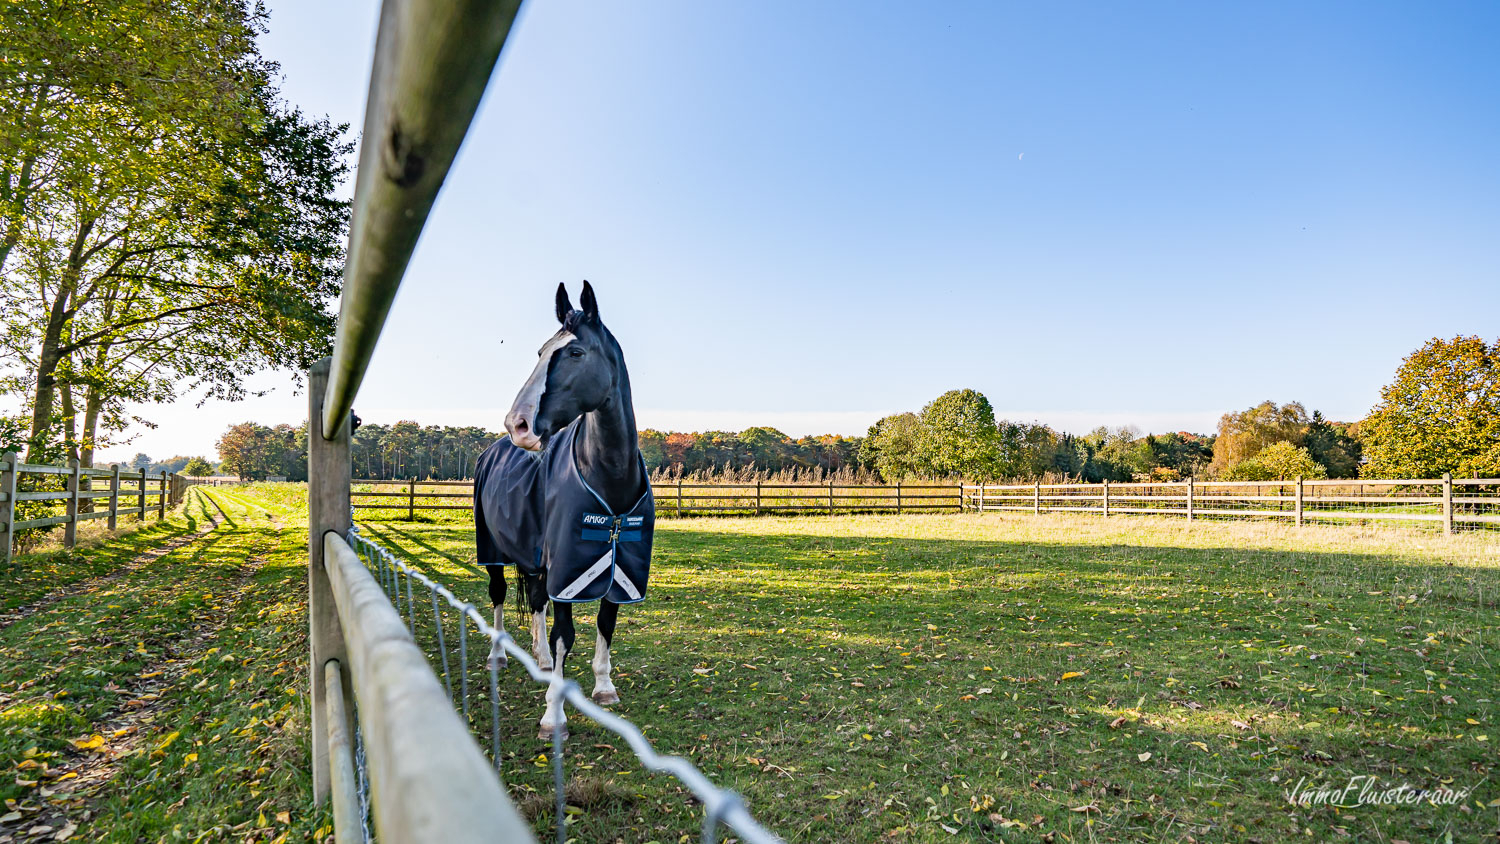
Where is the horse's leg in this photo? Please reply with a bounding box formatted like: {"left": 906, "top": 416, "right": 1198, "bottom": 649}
{"left": 539, "top": 601, "right": 574, "bottom": 740}
{"left": 526, "top": 571, "right": 553, "bottom": 671}
{"left": 485, "top": 566, "right": 508, "bottom": 669}
{"left": 591, "top": 599, "right": 620, "bottom": 705}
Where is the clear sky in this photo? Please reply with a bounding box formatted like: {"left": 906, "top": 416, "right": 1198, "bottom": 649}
{"left": 96, "top": 1, "right": 1500, "bottom": 463}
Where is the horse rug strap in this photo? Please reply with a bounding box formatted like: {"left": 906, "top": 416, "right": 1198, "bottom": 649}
{"left": 542, "top": 420, "right": 655, "bottom": 604}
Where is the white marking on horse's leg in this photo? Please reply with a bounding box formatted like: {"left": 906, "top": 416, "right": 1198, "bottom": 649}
{"left": 591, "top": 631, "right": 618, "bottom": 705}
{"left": 487, "top": 604, "right": 508, "bottom": 669}
{"left": 532, "top": 610, "right": 552, "bottom": 671}
{"left": 539, "top": 639, "right": 569, "bottom": 740}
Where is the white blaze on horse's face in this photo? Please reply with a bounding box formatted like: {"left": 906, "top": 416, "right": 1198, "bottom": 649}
{"left": 506, "top": 331, "right": 575, "bottom": 451}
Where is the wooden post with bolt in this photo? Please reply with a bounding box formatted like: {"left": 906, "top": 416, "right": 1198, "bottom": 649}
{"left": 108, "top": 464, "right": 120, "bottom": 531}
{"left": 1442, "top": 473, "right": 1453, "bottom": 536}
{"left": 1, "top": 452, "right": 16, "bottom": 566}
{"left": 65, "top": 458, "right": 80, "bottom": 548}
{"left": 307, "top": 358, "right": 353, "bottom": 804}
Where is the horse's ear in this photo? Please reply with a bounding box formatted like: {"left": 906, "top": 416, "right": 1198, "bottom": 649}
{"left": 580, "top": 280, "right": 599, "bottom": 323}
{"left": 555, "top": 283, "right": 572, "bottom": 324}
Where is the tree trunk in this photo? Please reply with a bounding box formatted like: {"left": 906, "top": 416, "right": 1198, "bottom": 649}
{"left": 25, "top": 214, "right": 97, "bottom": 461}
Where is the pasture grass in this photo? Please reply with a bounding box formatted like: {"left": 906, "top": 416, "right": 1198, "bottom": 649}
{"left": 0, "top": 488, "right": 328, "bottom": 842}
{"left": 355, "top": 509, "right": 1500, "bottom": 843}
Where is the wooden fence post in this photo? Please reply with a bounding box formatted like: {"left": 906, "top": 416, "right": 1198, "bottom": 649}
{"left": 1102, "top": 479, "right": 1110, "bottom": 517}
{"left": 1294, "top": 476, "right": 1304, "bottom": 527}
{"left": 828, "top": 480, "right": 835, "bottom": 516}
{"left": 1033, "top": 480, "right": 1041, "bottom": 515}
{"left": 108, "top": 464, "right": 120, "bottom": 531}
{"left": 1, "top": 452, "right": 16, "bottom": 566}
{"left": 308, "top": 357, "right": 353, "bottom": 804}
{"left": 755, "top": 481, "right": 761, "bottom": 516}
{"left": 408, "top": 476, "right": 416, "bottom": 522}
{"left": 137, "top": 466, "right": 147, "bottom": 523}
{"left": 896, "top": 482, "right": 903, "bottom": 514}
{"left": 158, "top": 471, "right": 168, "bottom": 520}
{"left": 977, "top": 483, "right": 984, "bottom": 513}
{"left": 65, "top": 458, "right": 80, "bottom": 549}
{"left": 676, "top": 479, "right": 683, "bottom": 516}
{"left": 1186, "top": 477, "right": 1195, "bottom": 521}
{"left": 1442, "top": 472, "right": 1453, "bottom": 536}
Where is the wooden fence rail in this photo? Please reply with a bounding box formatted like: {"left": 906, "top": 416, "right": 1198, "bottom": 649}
{"left": 0, "top": 452, "right": 207, "bottom": 565}
{"left": 963, "top": 474, "right": 1500, "bottom": 535}
{"left": 351, "top": 479, "right": 965, "bottom": 518}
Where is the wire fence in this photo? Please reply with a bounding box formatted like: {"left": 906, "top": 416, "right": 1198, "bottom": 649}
{"left": 344, "top": 524, "right": 783, "bottom": 844}
{"left": 965, "top": 475, "right": 1500, "bottom": 533}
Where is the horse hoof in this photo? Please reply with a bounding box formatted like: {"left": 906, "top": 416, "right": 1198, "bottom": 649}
{"left": 592, "top": 690, "right": 620, "bottom": 705}
{"left": 538, "top": 724, "right": 568, "bottom": 742}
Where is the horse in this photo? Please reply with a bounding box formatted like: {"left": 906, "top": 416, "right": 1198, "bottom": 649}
{"left": 472, "top": 281, "right": 654, "bottom": 740}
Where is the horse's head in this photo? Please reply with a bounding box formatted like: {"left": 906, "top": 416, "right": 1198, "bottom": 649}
{"left": 505, "top": 281, "right": 622, "bottom": 452}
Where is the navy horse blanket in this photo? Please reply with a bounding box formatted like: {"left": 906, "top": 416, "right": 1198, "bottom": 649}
{"left": 474, "top": 420, "right": 654, "bottom": 604}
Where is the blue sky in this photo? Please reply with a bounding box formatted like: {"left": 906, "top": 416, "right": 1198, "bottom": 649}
{"left": 100, "top": 1, "right": 1500, "bottom": 461}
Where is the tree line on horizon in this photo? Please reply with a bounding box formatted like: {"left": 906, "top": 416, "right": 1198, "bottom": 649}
{"left": 194, "top": 335, "right": 1498, "bottom": 484}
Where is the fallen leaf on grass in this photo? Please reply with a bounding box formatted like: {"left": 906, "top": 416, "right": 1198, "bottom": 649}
{"left": 1137, "top": 752, "right": 1152, "bottom": 762}
{"left": 1059, "top": 671, "right": 1085, "bottom": 681}
{"left": 70, "top": 735, "right": 106, "bottom": 751}
{"left": 1070, "top": 804, "right": 1098, "bottom": 813}
{"left": 1108, "top": 717, "right": 1127, "bottom": 729}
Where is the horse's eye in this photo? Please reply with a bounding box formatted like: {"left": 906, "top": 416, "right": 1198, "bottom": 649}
{"left": 568, "top": 348, "right": 585, "bottom": 358}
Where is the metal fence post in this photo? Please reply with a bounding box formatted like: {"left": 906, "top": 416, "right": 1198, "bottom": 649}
{"left": 1442, "top": 472, "right": 1453, "bottom": 535}
{"left": 65, "top": 458, "right": 80, "bottom": 548}
{"left": 1294, "top": 476, "right": 1304, "bottom": 527}
{"left": 158, "top": 471, "right": 168, "bottom": 520}
{"left": 1186, "top": 477, "right": 1194, "bottom": 521}
{"left": 1033, "top": 480, "right": 1041, "bottom": 515}
{"left": 408, "top": 475, "right": 416, "bottom": 521}
{"left": 1, "top": 452, "right": 16, "bottom": 566}
{"left": 308, "top": 357, "right": 353, "bottom": 804}
{"left": 107, "top": 464, "right": 119, "bottom": 531}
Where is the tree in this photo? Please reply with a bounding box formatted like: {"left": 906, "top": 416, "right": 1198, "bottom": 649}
{"left": 1361, "top": 336, "right": 1500, "bottom": 477}
{"left": 130, "top": 452, "right": 151, "bottom": 470}
{"left": 0, "top": 1, "right": 351, "bottom": 463}
{"left": 1302, "top": 412, "right": 1361, "bottom": 478}
{"left": 862, "top": 413, "right": 928, "bottom": 481}
{"left": 1223, "top": 441, "right": 1327, "bottom": 481}
{"left": 183, "top": 456, "right": 213, "bottom": 476}
{"left": 917, "top": 389, "right": 1001, "bottom": 480}
{"left": 1209, "top": 401, "right": 1310, "bottom": 476}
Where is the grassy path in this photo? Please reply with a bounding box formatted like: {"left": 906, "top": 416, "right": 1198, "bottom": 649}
{"left": 0, "top": 488, "right": 327, "bottom": 843}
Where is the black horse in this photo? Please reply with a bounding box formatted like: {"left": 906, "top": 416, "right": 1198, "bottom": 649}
{"left": 473, "top": 281, "right": 653, "bottom": 740}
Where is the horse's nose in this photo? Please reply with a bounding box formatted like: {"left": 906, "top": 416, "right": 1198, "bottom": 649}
{"left": 506, "top": 409, "right": 543, "bottom": 451}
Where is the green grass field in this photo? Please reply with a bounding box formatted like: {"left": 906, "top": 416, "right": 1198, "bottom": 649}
{"left": 2, "top": 484, "right": 1497, "bottom": 842}
{"left": 359, "top": 500, "right": 1500, "bottom": 843}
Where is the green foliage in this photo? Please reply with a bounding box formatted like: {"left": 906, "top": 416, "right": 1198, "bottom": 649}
{"left": 861, "top": 413, "right": 926, "bottom": 481}
{"left": 1223, "top": 441, "right": 1327, "bottom": 480}
{"left": 0, "top": 0, "right": 351, "bottom": 461}
{"left": 917, "top": 389, "right": 1001, "bottom": 480}
{"left": 1302, "top": 411, "right": 1362, "bottom": 478}
{"left": 1361, "top": 335, "right": 1500, "bottom": 478}
{"left": 1210, "top": 400, "right": 1310, "bottom": 475}
{"left": 215, "top": 423, "right": 305, "bottom": 481}
{"left": 181, "top": 457, "right": 213, "bottom": 476}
